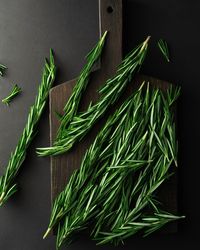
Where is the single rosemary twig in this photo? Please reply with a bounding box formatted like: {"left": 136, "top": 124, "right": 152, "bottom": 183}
{"left": 158, "top": 39, "right": 170, "bottom": 62}
{"left": 56, "top": 31, "right": 107, "bottom": 140}
{"left": 2, "top": 84, "right": 22, "bottom": 105}
{"left": 0, "top": 50, "right": 56, "bottom": 206}
{"left": 0, "top": 63, "right": 7, "bottom": 76}
{"left": 36, "top": 36, "right": 150, "bottom": 157}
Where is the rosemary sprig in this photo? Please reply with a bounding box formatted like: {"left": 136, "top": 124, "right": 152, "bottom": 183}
{"left": 158, "top": 39, "right": 170, "bottom": 62}
{"left": 2, "top": 84, "right": 22, "bottom": 105}
{"left": 93, "top": 85, "right": 181, "bottom": 245}
{"left": 0, "top": 63, "right": 7, "bottom": 76}
{"left": 0, "top": 50, "right": 56, "bottom": 206}
{"left": 54, "top": 84, "right": 182, "bottom": 248}
{"left": 96, "top": 211, "right": 184, "bottom": 244}
{"left": 36, "top": 36, "right": 150, "bottom": 156}
{"left": 56, "top": 31, "right": 107, "bottom": 140}
{"left": 43, "top": 89, "right": 136, "bottom": 239}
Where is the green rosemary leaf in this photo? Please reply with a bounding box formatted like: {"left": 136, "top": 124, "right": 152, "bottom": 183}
{"left": 0, "top": 49, "right": 56, "bottom": 206}
{"left": 158, "top": 39, "right": 170, "bottom": 62}
{"left": 2, "top": 84, "right": 22, "bottom": 105}
{"left": 37, "top": 36, "right": 150, "bottom": 157}
{"left": 0, "top": 63, "right": 7, "bottom": 76}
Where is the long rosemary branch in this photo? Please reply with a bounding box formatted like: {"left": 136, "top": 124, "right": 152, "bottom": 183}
{"left": 36, "top": 36, "right": 150, "bottom": 156}
{"left": 43, "top": 90, "right": 136, "bottom": 239}
{"left": 56, "top": 31, "right": 107, "bottom": 140}
{"left": 0, "top": 50, "right": 56, "bottom": 206}
{"left": 93, "top": 85, "right": 181, "bottom": 245}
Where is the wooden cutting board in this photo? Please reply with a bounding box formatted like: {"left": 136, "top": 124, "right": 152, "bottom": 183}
{"left": 49, "top": 0, "right": 177, "bottom": 232}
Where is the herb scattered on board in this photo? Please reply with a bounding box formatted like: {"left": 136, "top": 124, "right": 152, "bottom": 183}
{"left": 0, "top": 63, "right": 7, "bottom": 76}
{"left": 158, "top": 39, "right": 170, "bottom": 62}
{"left": 56, "top": 31, "right": 107, "bottom": 140}
{"left": 0, "top": 50, "right": 56, "bottom": 206}
{"left": 36, "top": 36, "right": 150, "bottom": 157}
{"left": 43, "top": 83, "right": 184, "bottom": 249}
{"left": 2, "top": 84, "right": 22, "bottom": 105}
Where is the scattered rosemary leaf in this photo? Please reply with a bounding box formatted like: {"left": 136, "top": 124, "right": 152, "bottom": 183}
{"left": 2, "top": 84, "right": 22, "bottom": 105}
{"left": 0, "top": 49, "right": 56, "bottom": 206}
{"left": 0, "top": 63, "right": 7, "bottom": 76}
{"left": 158, "top": 39, "right": 170, "bottom": 62}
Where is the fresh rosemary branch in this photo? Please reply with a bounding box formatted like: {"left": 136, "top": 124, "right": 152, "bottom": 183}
{"left": 43, "top": 89, "right": 136, "bottom": 239}
{"left": 54, "top": 83, "right": 182, "bottom": 248}
{"left": 158, "top": 39, "right": 170, "bottom": 62}
{"left": 93, "top": 85, "right": 181, "bottom": 245}
{"left": 2, "top": 84, "right": 22, "bottom": 105}
{"left": 97, "top": 210, "right": 184, "bottom": 244}
{"left": 0, "top": 50, "right": 56, "bottom": 206}
{"left": 36, "top": 36, "right": 150, "bottom": 156}
{"left": 56, "top": 31, "right": 107, "bottom": 140}
{"left": 0, "top": 63, "right": 7, "bottom": 76}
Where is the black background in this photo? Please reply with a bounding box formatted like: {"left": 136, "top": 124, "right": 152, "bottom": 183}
{"left": 0, "top": 0, "right": 199, "bottom": 249}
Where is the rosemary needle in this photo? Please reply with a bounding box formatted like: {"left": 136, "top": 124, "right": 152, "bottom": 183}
{"left": 0, "top": 63, "right": 7, "bottom": 76}
{"left": 0, "top": 49, "right": 56, "bottom": 206}
{"left": 158, "top": 39, "right": 170, "bottom": 62}
{"left": 2, "top": 84, "right": 22, "bottom": 105}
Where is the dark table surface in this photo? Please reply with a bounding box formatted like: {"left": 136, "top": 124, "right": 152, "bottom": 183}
{"left": 0, "top": 0, "right": 199, "bottom": 249}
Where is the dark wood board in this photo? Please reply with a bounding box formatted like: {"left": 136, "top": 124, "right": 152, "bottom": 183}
{"left": 49, "top": 0, "right": 177, "bottom": 233}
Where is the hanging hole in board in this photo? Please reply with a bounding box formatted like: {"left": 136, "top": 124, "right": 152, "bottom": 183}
{"left": 107, "top": 6, "right": 113, "bottom": 13}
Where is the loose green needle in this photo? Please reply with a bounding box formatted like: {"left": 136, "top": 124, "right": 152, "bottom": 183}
{"left": 158, "top": 39, "right": 170, "bottom": 62}
{"left": 0, "top": 63, "right": 7, "bottom": 76}
{"left": 37, "top": 36, "right": 150, "bottom": 157}
{"left": 2, "top": 84, "right": 22, "bottom": 105}
{"left": 0, "top": 49, "right": 56, "bottom": 206}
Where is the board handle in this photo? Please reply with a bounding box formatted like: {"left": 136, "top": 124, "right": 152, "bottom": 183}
{"left": 98, "top": 0, "right": 122, "bottom": 74}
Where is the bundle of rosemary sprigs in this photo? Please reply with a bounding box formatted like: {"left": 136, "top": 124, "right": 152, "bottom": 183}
{"left": 44, "top": 81, "right": 183, "bottom": 249}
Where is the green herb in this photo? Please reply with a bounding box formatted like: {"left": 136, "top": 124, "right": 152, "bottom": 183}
{"left": 36, "top": 36, "right": 150, "bottom": 157}
{"left": 56, "top": 31, "right": 107, "bottom": 140}
{"left": 158, "top": 39, "right": 170, "bottom": 62}
{"left": 0, "top": 63, "right": 7, "bottom": 76}
{"left": 0, "top": 50, "right": 56, "bottom": 206}
{"left": 96, "top": 211, "right": 184, "bottom": 244}
{"left": 2, "top": 84, "right": 22, "bottom": 105}
{"left": 43, "top": 83, "right": 183, "bottom": 249}
{"left": 43, "top": 88, "right": 135, "bottom": 239}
